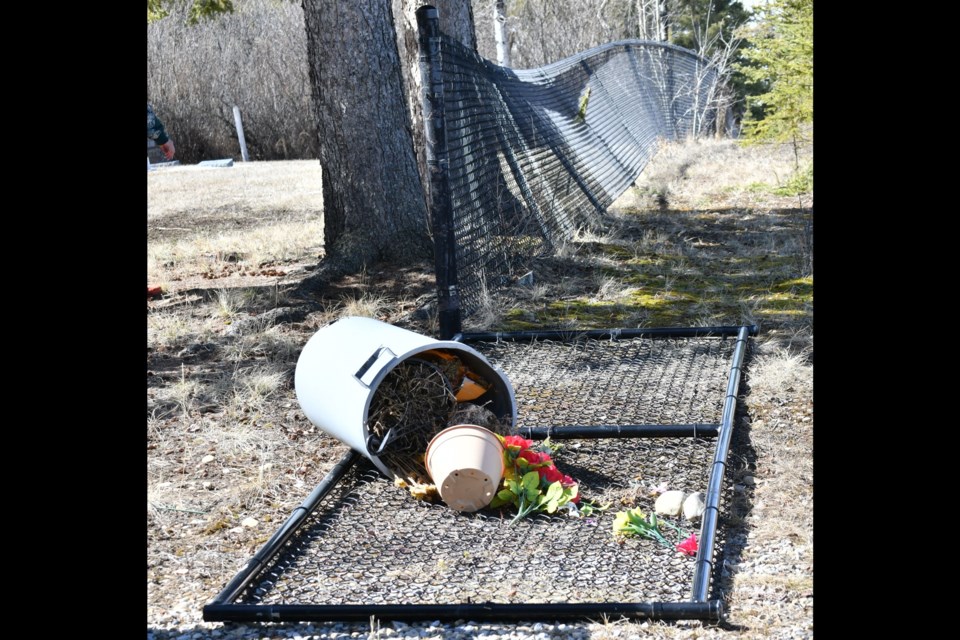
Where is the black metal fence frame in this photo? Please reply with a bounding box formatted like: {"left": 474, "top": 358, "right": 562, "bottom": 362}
{"left": 202, "top": 324, "right": 755, "bottom": 624}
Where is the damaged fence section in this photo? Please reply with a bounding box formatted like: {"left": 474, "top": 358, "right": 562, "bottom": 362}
{"left": 204, "top": 325, "right": 754, "bottom": 624}
{"left": 416, "top": 5, "right": 722, "bottom": 333}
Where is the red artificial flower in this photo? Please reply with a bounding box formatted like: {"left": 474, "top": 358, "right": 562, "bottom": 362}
{"left": 503, "top": 435, "right": 534, "bottom": 450}
{"left": 677, "top": 534, "right": 698, "bottom": 556}
{"left": 518, "top": 449, "right": 543, "bottom": 465}
{"left": 540, "top": 465, "right": 564, "bottom": 483}
{"left": 560, "top": 474, "right": 581, "bottom": 503}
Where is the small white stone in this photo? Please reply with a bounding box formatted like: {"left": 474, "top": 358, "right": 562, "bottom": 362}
{"left": 241, "top": 517, "right": 258, "bottom": 528}
{"left": 683, "top": 492, "right": 706, "bottom": 521}
{"left": 655, "top": 490, "right": 684, "bottom": 516}
{"left": 200, "top": 454, "right": 215, "bottom": 464}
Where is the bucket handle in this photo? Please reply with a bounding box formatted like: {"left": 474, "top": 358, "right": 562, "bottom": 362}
{"left": 366, "top": 429, "right": 396, "bottom": 456}
{"left": 354, "top": 346, "right": 398, "bottom": 389}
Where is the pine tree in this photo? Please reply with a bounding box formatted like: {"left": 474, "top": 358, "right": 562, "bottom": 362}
{"left": 736, "top": 0, "right": 813, "bottom": 151}
{"left": 147, "top": 0, "right": 234, "bottom": 25}
{"left": 670, "top": 0, "right": 751, "bottom": 58}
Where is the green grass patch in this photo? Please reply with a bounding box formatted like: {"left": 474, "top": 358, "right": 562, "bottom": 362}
{"left": 774, "top": 164, "right": 813, "bottom": 196}
{"left": 744, "top": 182, "right": 773, "bottom": 193}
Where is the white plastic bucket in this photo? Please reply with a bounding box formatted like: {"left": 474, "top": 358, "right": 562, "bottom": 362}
{"left": 294, "top": 316, "right": 517, "bottom": 478}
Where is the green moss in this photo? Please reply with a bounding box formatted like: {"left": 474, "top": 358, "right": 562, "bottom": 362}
{"left": 598, "top": 244, "right": 633, "bottom": 259}
{"left": 773, "top": 275, "right": 813, "bottom": 296}
{"left": 774, "top": 163, "right": 813, "bottom": 196}
{"left": 482, "top": 209, "right": 811, "bottom": 333}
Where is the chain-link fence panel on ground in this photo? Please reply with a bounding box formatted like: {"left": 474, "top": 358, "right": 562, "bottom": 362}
{"left": 204, "top": 328, "right": 752, "bottom": 624}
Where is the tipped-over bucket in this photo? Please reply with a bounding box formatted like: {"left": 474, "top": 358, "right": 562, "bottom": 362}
{"left": 294, "top": 317, "right": 516, "bottom": 479}
{"left": 425, "top": 424, "right": 505, "bottom": 512}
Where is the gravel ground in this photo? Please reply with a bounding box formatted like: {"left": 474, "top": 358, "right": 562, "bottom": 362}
{"left": 147, "top": 359, "right": 812, "bottom": 640}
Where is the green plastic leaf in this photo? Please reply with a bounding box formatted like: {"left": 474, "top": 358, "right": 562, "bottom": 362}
{"left": 612, "top": 511, "right": 631, "bottom": 532}
{"left": 545, "top": 481, "right": 564, "bottom": 502}
{"left": 490, "top": 488, "right": 518, "bottom": 508}
{"left": 521, "top": 471, "right": 540, "bottom": 492}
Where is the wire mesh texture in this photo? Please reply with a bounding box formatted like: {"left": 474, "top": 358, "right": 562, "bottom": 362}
{"left": 477, "top": 335, "right": 731, "bottom": 428}
{"left": 205, "top": 331, "right": 749, "bottom": 623}
{"left": 422, "top": 18, "right": 720, "bottom": 318}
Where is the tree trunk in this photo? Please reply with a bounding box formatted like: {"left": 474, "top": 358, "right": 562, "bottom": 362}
{"left": 494, "top": 0, "right": 511, "bottom": 67}
{"left": 301, "top": 0, "right": 431, "bottom": 277}
{"left": 392, "top": 0, "right": 477, "bottom": 204}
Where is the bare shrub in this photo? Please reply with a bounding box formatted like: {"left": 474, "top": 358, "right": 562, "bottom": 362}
{"left": 147, "top": 1, "right": 318, "bottom": 163}
{"left": 473, "top": 0, "right": 638, "bottom": 69}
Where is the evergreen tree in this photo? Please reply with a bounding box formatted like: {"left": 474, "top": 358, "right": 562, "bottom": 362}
{"left": 147, "top": 0, "right": 234, "bottom": 25}
{"left": 669, "top": 0, "right": 751, "bottom": 58}
{"left": 735, "top": 0, "right": 813, "bottom": 149}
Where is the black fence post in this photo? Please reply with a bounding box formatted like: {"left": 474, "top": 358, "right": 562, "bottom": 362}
{"left": 416, "top": 5, "right": 462, "bottom": 340}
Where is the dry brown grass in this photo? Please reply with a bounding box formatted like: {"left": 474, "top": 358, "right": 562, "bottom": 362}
{"left": 147, "top": 160, "right": 324, "bottom": 291}
{"left": 626, "top": 138, "right": 808, "bottom": 211}
{"left": 147, "top": 142, "right": 812, "bottom": 639}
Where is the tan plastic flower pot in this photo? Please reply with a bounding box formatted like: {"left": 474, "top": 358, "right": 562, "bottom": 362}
{"left": 425, "top": 424, "right": 505, "bottom": 512}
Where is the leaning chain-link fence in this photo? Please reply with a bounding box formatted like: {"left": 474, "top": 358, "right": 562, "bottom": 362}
{"left": 433, "top": 34, "right": 719, "bottom": 317}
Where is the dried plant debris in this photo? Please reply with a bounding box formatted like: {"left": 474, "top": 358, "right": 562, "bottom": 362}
{"left": 367, "top": 358, "right": 457, "bottom": 483}
{"left": 367, "top": 351, "right": 514, "bottom": 498}
{"left": 449, "top": 402, "right": 511, "bottom": 434}
{"left": 418, "top": 350, "right": 465, "bottom": 391}
{"left": 419, "top": 349, "right": 493, "bottom": 402}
